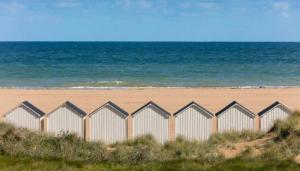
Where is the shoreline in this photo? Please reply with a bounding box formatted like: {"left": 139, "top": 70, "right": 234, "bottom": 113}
{"left": 1, "top": 85, "right": 300, "bottom": 90}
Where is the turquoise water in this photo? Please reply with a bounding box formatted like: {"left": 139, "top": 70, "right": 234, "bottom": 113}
{"left": 0, "top": 42, "right": 299, "bottom": 88}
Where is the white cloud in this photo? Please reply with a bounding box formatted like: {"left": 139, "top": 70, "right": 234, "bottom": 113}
{"left": 196, "top": 2, "right": 217, "bottom": 9}
{"left": 55, "top": 0, "right": 79, "bottom": 8}
{"left": 0, "top": 1, "right": 25, "bottom": 14}
{"left": 281, "top": 11, "right": 290, "bottom": 18}
{"left": 117, "top": 0, "right": 131, "bottom": 9}
{"left": 272, "top": 1, "right": 290, "bottom": 18}
{"left": 273, "top": 2, "right": 290, "bottom": 10}
{"left": 117, "top": 0, "right": 153, "bottom": 10}
{"left": 179, "top": 2, "right": 191, "bottom": 9}
{"left": 139, "top": 0, "right": 152, "bottom": 9}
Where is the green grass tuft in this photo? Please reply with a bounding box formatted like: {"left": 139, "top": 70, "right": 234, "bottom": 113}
{"left": 261, "top": 112, "right": 300, "bottom": 160}
{"left": 0, "top": 155, "right": 299, "bottom": 171}
{"left": 208, "top": 130, "right": 264, "bottom": 145}
{"left": 1, "top": 112, "right": 300, "bottom": 167}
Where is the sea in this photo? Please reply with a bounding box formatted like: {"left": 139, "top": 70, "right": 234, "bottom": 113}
{"left": 0, "top": 42, "right": 299, "bottom": 88}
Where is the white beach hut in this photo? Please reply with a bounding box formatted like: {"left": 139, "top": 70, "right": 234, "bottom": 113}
{"left": 174, "top": 102, "right": 213, "bottom": 141}
{"left": 4, "top": 101, "right": 44, "bottom": 131}
{"left": 45, "top": 101, "right": 86, "bottom": 138}
{"left": 259, "top": 101, "right": 291, "bottom": 132}
{"left": 88, "top": 101, "right": 128, "bottom": 143}
{"left": 132, "top": 101, "right": 170, "bottom": 143}
{"left": 216, "top": 101, "right": 255, "bottom": 132}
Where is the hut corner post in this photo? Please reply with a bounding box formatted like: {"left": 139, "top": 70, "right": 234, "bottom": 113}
{"left": 42, "top": 117, "right": 48, "bottom": 133}
{"left": 212, "top": 115, "right": 218, "bottom": 134}
{"left": 168, "top": 116, "right": 176, "bottom": 141}
{"left": 127, "top": 115, "right": 133, "bottom": 139}
{"left": 255, "top": 115, "right": 260, "bottom": 131}
{"left": 84, "top": 117, "right": 91, "bottom": 141}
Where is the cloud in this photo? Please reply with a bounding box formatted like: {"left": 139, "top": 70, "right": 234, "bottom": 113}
{"left": 272, "top": 1, "right": 290, "bottom": 18}
{"left": 179, "top": 2, "right": 191, "bottom": 9}
{"left": 117, "top": 0, "right": 152, "bottom": 10}
{"left": 196, "top": 2, "right": 217, "bottom": 9}
{"left": 139, "top": 0, "right": 152, "bottom": 9}
{"left": 273, "top": 2, "right": 290, "bottom": 10}
{"left": 55, "top": 0, "right": 79, "bottom": 8}
{"left": 177, "top": 1, "right": 218, "bottom": 16}
{"left": 117, "top": 0, "right": 131, "bottom": 9}
{"left": 281, "top": 11, "right": 290, "bottom": 18}
{"left": 0, "top": 1, "right": 25, "bottom": 14}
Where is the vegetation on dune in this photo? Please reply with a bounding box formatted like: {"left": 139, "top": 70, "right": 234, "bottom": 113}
{"left": 108, "top": 135, "right": 165, "bottom": 163}
{"left": 208, "top": 130, "right": 264, "bottom": 145}
{"left": 0, "top": 123, "right": 107, "bottom": 162}
{"left": 1, "top": 112, "right": 300, "bottom": 170}
{"left": 261, "top": 112, "right": 300, "bottom": 160}
{"left": 0, "top": 155, "right": 299, "bottom": 171}
{"left": 163, "top": 136, "right": 219, "bottom": 162}
{"left": 0, "top": 123, "right": 222, "bottom": 164}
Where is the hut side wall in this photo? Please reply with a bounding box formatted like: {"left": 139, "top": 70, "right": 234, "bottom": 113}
{"left": 90, "top": 106, "right": 127, "bottom": 143}
{"left": 175, "top": 106, "right": 212, "bottom": 140}
{"left": 217, "top": 105, "right": 254, "bottom": 132}
{"left": 260, "top": 105, "right": 290, "bottom": 132}
{"left": 5, "top": 107, "right": 40, "bottom": 130}
{"left": 132, "top": 106, "right": 169, "bottom": 143}
{"left": 47, "top": 107, "right": 84, "bottom": 138}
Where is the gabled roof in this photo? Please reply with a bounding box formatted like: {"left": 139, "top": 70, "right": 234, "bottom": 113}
{"left": 215, "top": 101, "right": 255, "bottom": 117}
{"left": 258, "top": 101, "right": 292, "bottom": 116}
{"left": 173, "top": 101, "right": 213, "bottom": 117}
{"left": 47, "top": 101, "right": 86, "bottom": 118}
{"left": 88, "top": 101, "right": 128, "bottom": 117}
{"left": 131, "top": 101, "right": 170, "bottom": 116}
{"left": 4, "top": 101, "right": 45, "bottom": 118}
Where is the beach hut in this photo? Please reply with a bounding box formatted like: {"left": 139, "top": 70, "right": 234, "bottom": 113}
{"left": 88, "top": 101, "right": 128, "bottom": 143}
{"left": 4, "top": 101, "right": 44, "bottom": 131}
{"left": 174, "top": 102, "right": 213, "bottom": 140}
{"left": 259, "top": 101, "right": 291, "bottom": 132}
{"left": 132, "top": 101, "right": 170, "bottom": 143}
{"left": 45, "top": 101, "right": 86, "bottom": 138}
{"left": 216, "top": 101, "right": 255, "bottom": 132}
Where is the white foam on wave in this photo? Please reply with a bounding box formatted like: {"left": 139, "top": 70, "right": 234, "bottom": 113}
{"left": 0, "top": 85, "right": 300, "bottom": 90}
{"left": 0, "top": 83, "right": 300, "bottom": 90}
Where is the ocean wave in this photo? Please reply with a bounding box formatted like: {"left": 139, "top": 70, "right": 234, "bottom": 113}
{"left": 1, "top": 85, "right": 300, "bottom": 90}
{"left": 64, "top": 80, "right": 151, "bottom": 88}
{"left": 65, "top": 81, "right": 300, "bottom": 89}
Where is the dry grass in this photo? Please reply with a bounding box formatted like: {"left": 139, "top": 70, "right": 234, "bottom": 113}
{"left": 261, "top": 112, "right": 300, "bottom": 160}
{"left": 0, "top": 122, "right": 107, "bottom": 162}
{"left": 208, "top": 130, "right": 264, "bottom": 146}
{"left": 1, "top": 112, "right": 300, "bottom": 164}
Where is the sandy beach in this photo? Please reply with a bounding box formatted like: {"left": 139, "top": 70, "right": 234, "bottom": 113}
{"left": 0, "top": 87, "right": 299, "bottom": 120}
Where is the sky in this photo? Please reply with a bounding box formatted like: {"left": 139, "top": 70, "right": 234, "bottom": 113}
{"left": 0, "top": 0, "right": 300, "bottom": 41}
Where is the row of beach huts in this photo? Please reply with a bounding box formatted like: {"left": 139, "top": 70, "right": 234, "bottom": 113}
{"left": 3, "top": 100, "right": 292, "bottom": 143}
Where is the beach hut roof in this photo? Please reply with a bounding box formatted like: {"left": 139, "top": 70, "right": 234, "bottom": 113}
{"left": 131, "top": 101, "right": 170, "bottom": 116}
{"left": 173, "top": 101, "right": 213, "bottom": 117}
{"left": 88, "top": 101, "right": 128, "bottom": 117}
{"left": 258, "top": 101, "right": 291, "bottom": 116}
{"left": 47, "top": 101, "right": 86, "bottom": 118}
{"left": 215, "top": 101, "right": 255, "bottom": 117}
{"left": 4, "top": 101, "right": 45, "bottom": 118}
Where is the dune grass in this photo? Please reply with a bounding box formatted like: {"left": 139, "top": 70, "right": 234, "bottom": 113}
{"left": 0, "top": 121, "right": 283, "bottom": 163}
{"left": 208, "top": 130, "right": 264, "bottom": 145}
{"left": 0, "top": 155, "right": 299, "bottom": 171}
{"left": 0, "top": 123, "right": 223, "bottom": 163}
{"left": 260, "top": 112, "right": 300, "bottom": 160}
{"left": 0, "top": 123, "right": 107, "bottom": 162}
{"left": 1, "top": 112, "right": 300, "bottom": 170}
